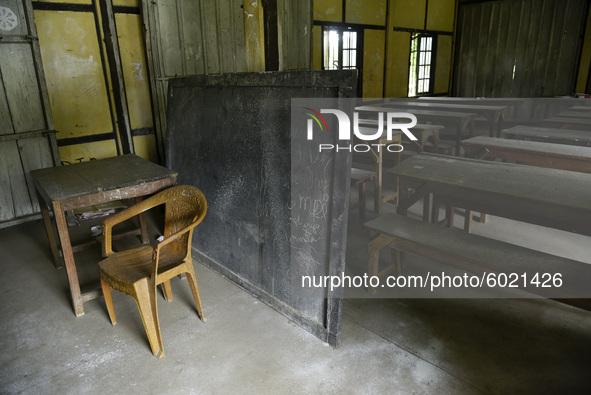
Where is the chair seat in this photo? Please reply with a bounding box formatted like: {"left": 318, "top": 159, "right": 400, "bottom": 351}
{"left": 99, "top": 246, "right": 185, "bottom": 288}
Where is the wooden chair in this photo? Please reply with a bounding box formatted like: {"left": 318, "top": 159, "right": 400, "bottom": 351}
{"left": 98, "top": 185, "right": 207, "bottom": 358}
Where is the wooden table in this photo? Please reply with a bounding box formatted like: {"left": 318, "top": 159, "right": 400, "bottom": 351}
{"left": 31, "top": 154, "right": 178, "bottom": 316}
{"left": 556, "top": 110, "right": 591, "bottom": 119}
{"left": 389, "top": 153, "right": 591, "bottom": 237}
{"left": 354, "top": 127, "right": 403, "bottom": 213}
{"left": 568, "top": 106, "right": 591, "bottom": 111}
{"left": 382, "top": 101, "right": 508, "bottom": 138}
{"left": 540, "top": 116, "right": 591, "bottom": 130}
{"left": 501, "top": 125, "right": 591, "bottom": 147}
{"left": 418, "top": 97, "right": 525, "bottom": 118}
{"left": 462, "top": 136, "right": 591, "bottom": 173}
{"left": 357, "top": 119, "right": 444, "bottom": 151}
{"left": 356, "top": 105, "right": 477, "bottom": 155}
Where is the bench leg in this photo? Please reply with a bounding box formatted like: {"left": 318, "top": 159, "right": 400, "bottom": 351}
{"left": 358, "top": 181, "right": 366, "bottom": 221}
{"left": 445, "top": 205, "right": 454, "bottom": 228}
{"left": 391, "top": 248, "right": 402, "bottom": 275}
{"left": 464, "top": 209, "right": 473, "bottom": 233}
{"left": 368, "top": 234, "right": 396, "bottom": 294}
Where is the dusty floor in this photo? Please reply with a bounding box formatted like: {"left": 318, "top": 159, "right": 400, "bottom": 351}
{"left": 1, "top": 187, "right": 590, "bottom": 394}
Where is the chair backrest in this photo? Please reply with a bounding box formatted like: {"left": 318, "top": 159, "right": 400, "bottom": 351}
{"left": 160, "top": 185, "right": 207, "bottom": 242}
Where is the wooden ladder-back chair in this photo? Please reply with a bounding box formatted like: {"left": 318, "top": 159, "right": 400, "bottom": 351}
{"left": 98, "top": 185, "right": 207, "bottom": 358}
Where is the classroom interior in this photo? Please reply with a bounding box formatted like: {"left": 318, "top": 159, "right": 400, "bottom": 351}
{"left": 2, "top": 0, "right": 591, "bottom": 393}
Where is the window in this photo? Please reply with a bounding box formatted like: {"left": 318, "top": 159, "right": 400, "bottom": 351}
{"left": 323, "top": 27, "right": 358, "bottom": 70}
{"left": 408, "top": 33, "right": 434, "bottom": 96}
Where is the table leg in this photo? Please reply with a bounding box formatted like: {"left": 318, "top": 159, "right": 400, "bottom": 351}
{"left": 376, "top": 144, "right": 383, "bottom": 214}
{"left": 422, "top": 193, "right": 432, "bottom": 222}
{"left": 52, "top": 200, "right": 85, "bottom": 317}
{"left": 37, "top": 191, "right": 62, "bottom": 268}
{"left": 135, "top": 196, "right": 150, "bottom": 244}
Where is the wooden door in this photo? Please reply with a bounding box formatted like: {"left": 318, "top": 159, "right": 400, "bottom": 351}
{"left": 0, "top": 0, "right": 59, "bottom": 228}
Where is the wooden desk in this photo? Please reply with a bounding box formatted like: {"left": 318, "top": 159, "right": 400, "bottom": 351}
{"left": 461, "top": 136, "right": 591, "bottom": 173}
{"left": 31, "top": 155, "right": 178, "bottom": 316}
{"left": 556, "top": 110, "right": 591, "bottom": 119}
{"left": 540, "top": 116, "right": 591, "bottom": 130}
{"left": 568, "top": 106, "right": 591, "bottom": 112}
{"left": 382, "top": 101, "right": 508, "bottom": 138}
{"left": 389, "top": 153, "right": 591, "bottom": 237}
{"left": 357, "top": 119, "right": 443, "bottom": 151}
{"left": 501, "top": 125, "right": 591, "bottom": 147}
{"left": 356, "top": 105, "right": 477, "bottom": 155}
{"left": 418, "top": 97, "right": 525, "bottom": 117}
{"left": 354, "top": 127, "right": 403, "bottom": 213}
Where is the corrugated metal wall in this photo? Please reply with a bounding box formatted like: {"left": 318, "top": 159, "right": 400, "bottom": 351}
{"left": 453, "top": 0, "right": 589, "bottom": 97}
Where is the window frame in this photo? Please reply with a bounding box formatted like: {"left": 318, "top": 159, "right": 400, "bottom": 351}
{"left": 408, "top": 32, "right": 437, "bottom": 97}
{"left": 320, "top": 25, "right": 363, "bottom": 96}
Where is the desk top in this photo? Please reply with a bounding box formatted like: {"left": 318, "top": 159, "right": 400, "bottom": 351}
{"left": 501, "top": 125, "right": 591, "bottom": 146}
{"left": 543, "top": 116, "right": 591, "bottom": 127}
{"left": 418, "top": 97, "right": 525, "bottom": 106}
{"left": 31, "top": 155, "right": 178, "bottom": 202}
{"left": 356, "top": 105, "right": 478, "bottom": 119}
{"left": 382, "top": 101, "right": 508, "bottom": 113}
{"left": 461, "top": 136, "right": 591, "bottom": 160}
{"left": 388, "top": 153, "right": 591, "bottom": 211}
{"left": 557, "top": 110, "right": 591, "bottom": 119}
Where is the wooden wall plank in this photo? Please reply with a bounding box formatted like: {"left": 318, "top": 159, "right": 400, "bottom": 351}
{"left": 455, "top": 0, "right": 588, "bottom": 97}
{"left": 178, "top": 0, "right": 205, "bottom": 75}
{"left": 201, "top": 0, "right": 221, "bottom": 73}
{"left": 0, "top": 44, "right": 46, "bottom": 132}
{"left": 18, "top": 137, "right": 55, "bottom": 212}
{"left": 0, "top": 141, "right": 32, "bottom": 220}
{"left": 520, "top": 0, "right": 542, "bottom": 97}
{"left": 554, "top": 0, "right": 587, "bottom": 95}
{"left": 0, "top": 77, "right": 13, "bottom": 135}
{"left": 156, "top": 0, "right": 183, "bottom": 77}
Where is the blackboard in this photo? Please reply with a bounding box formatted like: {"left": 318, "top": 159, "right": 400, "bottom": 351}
{"left": 166, "top": 71, "right": 356, "bottom": 346}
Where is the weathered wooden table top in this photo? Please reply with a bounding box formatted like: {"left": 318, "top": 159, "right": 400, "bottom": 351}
{"left": 31, "top": 154, "right": 177, "bottom": 202}
{"left": 356, "top": 105, "right": 478, "bottom": 120}
{"left": 461, "top": 136, "right": 591, "bottom": 160}
{"left": 388, "top": 153, "right": 591, "bottom": 211}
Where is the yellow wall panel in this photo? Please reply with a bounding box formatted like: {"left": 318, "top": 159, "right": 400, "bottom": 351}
{"left": 115, "top": 13, "right": 153, "bottom": 130}
{"left": 244, "top": 0, "right": 265, "bottom": 72}
{"left": 312, "top": 25, "right": 322, "bottom": 69}
{"left": 36, "top": 11, "right": 113, "bottom": 139}
{"left": 384, "top": 31, "right": 411, "bottom": 97}
{"left": 133, "top": 135, "right": 158, "bottom": 163}
{"left": 314, "top": 0, "right": 342, "bottom": 22}
{"left": 113, "top": 0, "right": 140, "bottom": 6}
{"left": 390, "top": 0, "right": 426, "bottom": 29}
{"left": 426, "top": 0, "right": 456, "bottom": 32}
{"left": 346, "top": 0, "right": 387, "bottom": 26}
{"left": 434, "top": 35, "right": 452, "bottom": 94}
{"left": 36, "top": 0, "right": 91, "bottom": 4}
{"left": 58, "top": 140, "right": 118, "bottom": 164}
{"left": 363, "top": 29, "right": 386, "bottom": 97}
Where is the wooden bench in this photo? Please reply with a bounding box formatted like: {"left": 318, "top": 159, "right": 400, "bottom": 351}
{"left": 501, "top": 125, "right": 591, "bottom": 147}
{"left": 365, "top": 214, "right": 591, "bottom": 310}
{"left": 350, "top": 168, "right": 377, "bottom": 221}
{"left": 462, "top": 136, "right": 591, "bottom": 173}
{"left": 502, "top": 118, "right": 591, "bottom": 132}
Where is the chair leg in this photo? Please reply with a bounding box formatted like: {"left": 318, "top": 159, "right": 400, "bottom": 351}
{"left": 100, "top": 277, "right": 117, "bottom": 325}
{"left": 184, "top": 263, "right": 206, "bottom": 322}
{"left": 133, "top": 278, "right": 165, "bottom": 358}
{"left": 161, "top": 280, "right": 173, "bottom": 302}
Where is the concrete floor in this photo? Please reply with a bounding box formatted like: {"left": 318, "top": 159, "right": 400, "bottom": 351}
{"left": 1, "top": 189, "right": 591, "bottom": 394}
